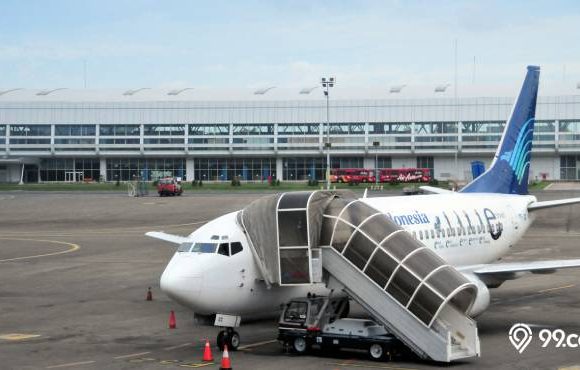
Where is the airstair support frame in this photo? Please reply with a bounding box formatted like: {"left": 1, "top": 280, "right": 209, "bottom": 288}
{"left": 239, "top": 190, "right": 480, "bottom": 362}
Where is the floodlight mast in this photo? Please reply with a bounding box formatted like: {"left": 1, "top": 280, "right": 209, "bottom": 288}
{"left": 321, "top": 77, "right": 335, "bottom": 190}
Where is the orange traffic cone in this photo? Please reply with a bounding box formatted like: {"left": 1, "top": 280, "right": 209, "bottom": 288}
{"left": 168, "top": 310, "right": 176, "bottom": 329}
{"left": 146, "top": 287, "right": 153, "bottom": 301}
{"left": 202, "top": 338, "right": 213, "bottom": 362}
{"left": 220, "top": 344, "right": 232, "bottom": 370}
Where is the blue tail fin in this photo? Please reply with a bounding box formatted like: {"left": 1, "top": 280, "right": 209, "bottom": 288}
{"left": 460, "top": 65, "right": 540, "bottom": 195}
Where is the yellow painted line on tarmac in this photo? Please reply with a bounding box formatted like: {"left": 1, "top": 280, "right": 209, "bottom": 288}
{"left": 326, "top": 362, "right": 417, "bottom": 370}
{"left": 238, "top": 339, "right": 278, "bottom": 350}
{"left": 0, "top": 238, "right": 80, "bottom": 262}
{"left": 559, "top": 366, "right": 580, "bottom": 370}
{"left": 538, "top": 284, "right": 576, "bottom": 293}
{"left": 0, "top": 333, "right": 41, "bottom": 341}
{"left": 113, "top": 351, "right": 151, "bottom": 359}
{"left": 179, "top": 363, "right": 213, "bottom": 368}
{"left": 46, "top": 360, "right": 95, "bottom": 369}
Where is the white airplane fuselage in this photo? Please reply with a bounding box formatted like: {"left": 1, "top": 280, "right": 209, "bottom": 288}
{"left": 160, "top": 192, "right": 536, "bottom": 317}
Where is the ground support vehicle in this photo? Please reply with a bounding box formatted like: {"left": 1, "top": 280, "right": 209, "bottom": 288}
{"left": 157, "top": 177, "right": 183, "bottom": 196}
{"left": 278, "top": 295, "right": 404, "bottom": 361}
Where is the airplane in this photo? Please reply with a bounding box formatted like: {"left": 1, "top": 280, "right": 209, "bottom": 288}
{"left": 147, "top": 65, "right": 580, "bottom": 353}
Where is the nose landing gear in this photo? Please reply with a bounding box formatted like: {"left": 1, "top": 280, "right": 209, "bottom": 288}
{"left": 217, "top": 328, "right": 241, "bottom": 351}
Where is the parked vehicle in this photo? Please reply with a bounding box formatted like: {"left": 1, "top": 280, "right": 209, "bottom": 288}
{"left": 379, "top": 168, "right": 431, "bottom": 183}
{"left": 278, "top": 295, "right": 404, "bottom": 361}
{"left": 330, "top": 168, "right": 376, "bottom": 183}
{"left": 157, "top": 177, "right": 183, "bottom": 196}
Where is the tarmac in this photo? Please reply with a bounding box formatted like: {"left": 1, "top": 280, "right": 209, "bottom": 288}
{"left": 1, "top": 188, "right": 580, "bottom": 370}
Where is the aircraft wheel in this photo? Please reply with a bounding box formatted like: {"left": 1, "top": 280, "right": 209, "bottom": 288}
{"left": 217, "top": 331, "right": 226, "bottom": 351}
{"left": 228, "top": 331, "right": 240, "bottom": 351}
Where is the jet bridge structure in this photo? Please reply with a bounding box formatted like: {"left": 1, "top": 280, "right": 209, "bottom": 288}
{"left": 238, "top": 190, "right": 480, "bottom": 362}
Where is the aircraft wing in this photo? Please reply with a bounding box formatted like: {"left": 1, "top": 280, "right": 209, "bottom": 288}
{"left": 145, "top": 231, "right": 190, "bottom": 245}
{"left": 419, "top": 186, "right": 455, "bottom": 194}
{"left": 459, "top": 259, "right": 580, "bottom": 286}
{"left": 527, "top": 197, "right": 580, "bottom": 211}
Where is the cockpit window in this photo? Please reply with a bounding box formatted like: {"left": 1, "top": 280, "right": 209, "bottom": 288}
{"left": 230, "top": 242, "right": 243, "bottom": 256}
{"left": 190, "top": 243, "right": 217, "bottom": 253}
{"left": 217, "top": 243, "right": 229, "bottom": 256}
{"left": 178, "top": 242, "right": 193, "bottom": 252}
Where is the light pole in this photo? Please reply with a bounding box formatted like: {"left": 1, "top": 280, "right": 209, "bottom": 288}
{"left": 321, "top": 77, "right": 335, "bottom": 190}
{"left": 373, "top": 141, "right": 380, "bottom": 185}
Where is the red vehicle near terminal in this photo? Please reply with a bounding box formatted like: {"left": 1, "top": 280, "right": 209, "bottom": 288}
{"left": 157, "top": 177, "right": 183, "bottom": 196}
{"left": 330, "top": 168, "right": 376, "bottom": 183}
{"left": 379, "top": 168, "right": 431, "bottom": 183}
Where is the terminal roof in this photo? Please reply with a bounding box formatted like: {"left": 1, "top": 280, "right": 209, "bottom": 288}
{"left": 0, "top": 83, "right": 578, "bottom": 102}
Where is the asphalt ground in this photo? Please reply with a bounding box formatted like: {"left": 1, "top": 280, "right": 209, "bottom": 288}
{"left": 1, "top": 188, "right": 580, "bottom": 370}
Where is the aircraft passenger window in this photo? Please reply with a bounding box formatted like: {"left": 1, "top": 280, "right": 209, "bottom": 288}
{"left": 190, "top": 243, "right": 217, "bottom": 253}
{"left": 430, "top": 230, "right": 435, "bottom": 239}
{"left": 419, "top": 231, "right": 423, "bottom": 240}
{"left": 230, "top": 242, "right": 243, "bottom": 255}
{"left": 217, "top": 243, "right": 229, "bottom": 256}
{"left": 412, "top": 231, "right": 417, "bottom": 239}
{"left": 425, "top": 230, "right": 429, "bottom": 240}
{"left": 457, "top": 227, "right": 461, "bottom": 235}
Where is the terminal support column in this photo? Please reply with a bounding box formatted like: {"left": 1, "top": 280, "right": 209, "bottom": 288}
{"left": 99, "top": 158, "right": 107, "bottom": 182}
{"left": 186, "top": 158, "right": 194, "bottom": 181}
{"left": 276, "top": 157, "right": 283, "bottom": 181}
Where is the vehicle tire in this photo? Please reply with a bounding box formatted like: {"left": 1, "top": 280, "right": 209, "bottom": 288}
{"left": 292, "top": 337, "right": 308, "bottom": 354}
{"left": 228, "top": 331, "right": 241, "bottom": 351}
{"left": 368, "top": 343, "right": 385, "bottom": 361}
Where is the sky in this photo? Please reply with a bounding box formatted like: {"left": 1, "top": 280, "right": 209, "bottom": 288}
{"left": 1, "top": 0, "right": 580, "bottom": 89}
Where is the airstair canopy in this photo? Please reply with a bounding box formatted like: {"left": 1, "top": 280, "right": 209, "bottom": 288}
{"left": 321, "top": 197, "right": 476, "bottom": 326}
{"left": 238, "top": 191, "right": 339, "bottom": 285}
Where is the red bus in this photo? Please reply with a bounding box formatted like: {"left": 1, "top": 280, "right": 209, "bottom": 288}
{"left": 379, "top": 168, "right": 431, "bottom": 183}
{"left": 330, "top": 168, "right": 376, "bottom": 183}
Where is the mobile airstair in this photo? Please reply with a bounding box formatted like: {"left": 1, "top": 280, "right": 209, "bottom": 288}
{"left": 238, "top": 190, "right": 480, "bottom": 362}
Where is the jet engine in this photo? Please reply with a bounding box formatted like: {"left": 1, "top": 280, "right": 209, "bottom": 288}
{"left": 463, "top": 273, "right": 490, "bottom": 317}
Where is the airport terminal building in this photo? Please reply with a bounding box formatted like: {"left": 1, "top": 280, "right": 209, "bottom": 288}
{"left": 1, "top": 84, "right": 579, "bottom": 183}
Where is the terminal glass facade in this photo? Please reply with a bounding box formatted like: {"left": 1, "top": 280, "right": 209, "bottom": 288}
{"left": 194, "top": 158, "right": 275, "bottom": 181}
{"left": 40, "top": 159, "right": 100, "bottom": 182}
{"left": 106, "top": 158, "right": 186, "bottom": 181}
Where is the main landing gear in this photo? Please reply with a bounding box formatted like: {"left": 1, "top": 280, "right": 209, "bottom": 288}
{"left": 217, "top": 327, "right": 240, "bottom": 351}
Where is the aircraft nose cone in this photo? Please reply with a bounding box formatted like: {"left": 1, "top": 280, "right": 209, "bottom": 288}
{"left": 160, "top": 266, "right": 202, "bottom": 307}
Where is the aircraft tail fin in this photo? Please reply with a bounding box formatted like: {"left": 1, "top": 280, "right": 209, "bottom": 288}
{"left": 460, "top": 65, "right": 540, "bottom": 195}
